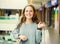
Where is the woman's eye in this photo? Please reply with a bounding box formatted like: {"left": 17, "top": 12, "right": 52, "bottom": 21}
{"left": 25, "top": 10, "right": 33, "bottom": 12}
{"left": 30, "top": 10, "right": 33, "bottom": 12}
{"left": 25, "top": 10, "right": 28, "bottom": 12}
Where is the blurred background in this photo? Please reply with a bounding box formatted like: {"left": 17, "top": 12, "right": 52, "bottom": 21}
{"left": 0, "top": 0, "right": 59, "bottom": 44}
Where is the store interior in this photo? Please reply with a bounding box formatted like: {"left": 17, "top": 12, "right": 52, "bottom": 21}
{"left": 0, "top": 0, "right": 59, "bottom": 44}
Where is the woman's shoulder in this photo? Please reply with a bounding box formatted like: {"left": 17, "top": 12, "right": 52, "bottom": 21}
{"left": 33, "top": 23, "right": 37, "bottom": 25}
{"left": 33, "top": 23, "right": 38, "bottom": 27}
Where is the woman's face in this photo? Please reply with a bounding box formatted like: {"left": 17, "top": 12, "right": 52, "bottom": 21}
{"left": 24, "top": 6, "right": 34, "bottom": 19}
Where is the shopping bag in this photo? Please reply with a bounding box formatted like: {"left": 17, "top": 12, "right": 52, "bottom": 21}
{"left": 16, "top": 39, "right": 21, "bottom": 44}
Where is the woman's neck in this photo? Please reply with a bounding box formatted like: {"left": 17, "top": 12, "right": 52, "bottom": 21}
{"left": 25, "top": 19, "right": 33, "bottom": 24}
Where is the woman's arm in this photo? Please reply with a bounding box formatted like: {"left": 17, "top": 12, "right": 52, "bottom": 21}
{"left": 11, "top": 29, "right": 20, "bottom": 39}
{"left": 11, "top": 29, "right": 28, "bottom": 41}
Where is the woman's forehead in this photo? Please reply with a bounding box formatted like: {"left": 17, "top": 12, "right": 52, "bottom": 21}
{"left": 25, "top": 6, "right": 34, "bottom": 11}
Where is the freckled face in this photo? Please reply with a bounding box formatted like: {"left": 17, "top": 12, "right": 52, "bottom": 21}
{"left": 24, "top": 6, "right": 34, "bottom": 19}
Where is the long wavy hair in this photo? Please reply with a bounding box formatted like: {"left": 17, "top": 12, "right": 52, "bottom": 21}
{"left": 16, "top": 5, "right": 39, "bottom": 29}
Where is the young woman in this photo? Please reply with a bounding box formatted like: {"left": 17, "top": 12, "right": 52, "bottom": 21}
{"left": 11, "top": 5, "right": 46, "bottom": 44}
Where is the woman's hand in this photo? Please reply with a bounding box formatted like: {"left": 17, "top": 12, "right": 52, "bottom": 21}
{"left": 19, "top": 35, "right": 28, "bottom": 41}
{"left": 38, "top": 22, "right": 47, "bottom": 28}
